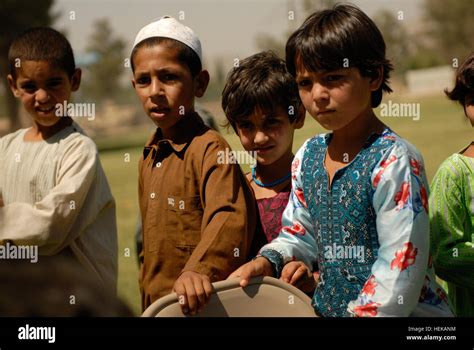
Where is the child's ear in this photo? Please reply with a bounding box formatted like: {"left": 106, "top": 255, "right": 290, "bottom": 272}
{"left": 7, "top": 74, "right": 20, "bottom": 97}
{"left": 369, "top": 66, "right": 384, "bottom": 91}
{"left": 194, "top": 70, "right": 210, "bottom": 98}
{"left": 293, "top": 105, "right": 306, "bottom": 129}
{"left": 70, "top": 68, "right": 82, "bottom": 91}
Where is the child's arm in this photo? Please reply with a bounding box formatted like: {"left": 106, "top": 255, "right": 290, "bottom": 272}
{"left": 171, "top": 138, "right": 257, "bottom": 314}
{"left": 347, "top": 144, "right": 430, "bottom": 317}
{"left": 179, "top": 138, "right": 257, "bottom": 276}
{"left": 231, "top": 140, "right": 318, "bottom": 284}
{"left": 0, "top": 137, "right": 109, "bottom": 254}
{"left": 429, "top": 157, "right": 474, "bottom": 289}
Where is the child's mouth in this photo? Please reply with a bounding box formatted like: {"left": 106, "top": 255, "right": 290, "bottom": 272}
{"left": 254, "top": 145, "right": 274, "bottom": 154}
{"left": 317, "top": 109, "right": 335, "bottom": 115}
{"left": 36, "top": 106, "right": 55, "bottom": 114}
{"left": 150, "top": 107, "right": 170, "bottom": 117}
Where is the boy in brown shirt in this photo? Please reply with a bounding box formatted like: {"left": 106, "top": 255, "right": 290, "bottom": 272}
{"left": 130, "top": 16, "right": 257, "bottom": 315}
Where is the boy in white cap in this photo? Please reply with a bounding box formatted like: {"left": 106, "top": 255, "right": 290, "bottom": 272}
{"left": 131, "top": 16, "right": 258, "bottom": 315}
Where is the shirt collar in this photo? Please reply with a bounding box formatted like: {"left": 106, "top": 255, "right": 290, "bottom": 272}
{"left": 143, "top": 111, "right": 206, "bottom": 158}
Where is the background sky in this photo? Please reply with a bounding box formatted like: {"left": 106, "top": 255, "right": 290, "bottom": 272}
{"left": 53, "top": 0, "right": 422, "bottom": 72}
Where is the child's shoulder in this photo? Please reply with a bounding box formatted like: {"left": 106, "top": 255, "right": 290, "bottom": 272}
{"left": 381, "top": 129, "right": 424, "bottom": 161}
{"left": 190, "top": 128, "right": 231, "bottom": 152}
{"left": 434, "top": 152, "right": 474, "bottom": 181}
{"left": 49, "top": 123, "right": 98, "bottom": 158}
{"left": 0, "top": 128, "right": 28, "bottom": 151}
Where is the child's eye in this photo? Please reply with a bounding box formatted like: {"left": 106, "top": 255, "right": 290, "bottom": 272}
{"left": 237, "top": 122, "right": 252, "bottom": 130}
{"left": 265, "top": 119, "right": 280, "bottom": 127}
{"left": 298, "top": 79, "right": 311, "bottom": 88}
{"left": 136, "top": 76, "right": 150, "bottom": 85}
{"left": 47, "top": 80, "right": 62, "bottom": 89}
{"left": 20, "top": 83, "right": 36, "bottom": 93}
{"left": 163, "top": 73, "right": 178, "bottom": 82}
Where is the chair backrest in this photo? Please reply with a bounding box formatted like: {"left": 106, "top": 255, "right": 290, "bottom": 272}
{"left": 142, "top": 276, "right": 317, "bottom": 317}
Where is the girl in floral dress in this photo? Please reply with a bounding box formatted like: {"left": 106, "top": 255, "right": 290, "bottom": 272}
{"left": 230, "top": 4, "right": 453, "bottom": 317}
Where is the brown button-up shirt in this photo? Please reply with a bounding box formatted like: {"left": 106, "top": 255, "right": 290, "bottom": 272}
{"left": 138, "top": 112, "right": 257, "bottom": 310}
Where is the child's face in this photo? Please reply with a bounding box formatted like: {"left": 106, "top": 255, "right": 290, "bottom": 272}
{"left": 7, "top": 60, "right": 81, "bottom": 127}
{"left": 296, "top": 65, "right": 380, "bottom": 131}
{"left": 235, "top": 107, "right": 304, "bottom": 166}
{"left": 465, "top": 93, "right": 474, "bottom": 126}
{"left": 132, "top": 43, "right": 208, "bottom": 134}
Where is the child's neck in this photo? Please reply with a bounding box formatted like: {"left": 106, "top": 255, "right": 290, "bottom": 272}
{"left": 25, "top": 117, "right": 73, "bottom": 142}
{"left": 250, "top": 150, "right": 293, "bottom": 199}
{"left": 330, "top": 110, "right": 385, "bottom": 155}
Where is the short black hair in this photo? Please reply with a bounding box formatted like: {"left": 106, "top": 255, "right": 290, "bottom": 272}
{"left": 221, "top": 51, "right": 302, "bottom": 131}
{"left": 445, "top": 52, "right": 474, "bottom": 107}
{"left": 286, "top": 3, "right": 393, "bottom": 108}
{"left": 130, "top": 37, "right": 202, "bottom": 77}
{"left": 8, "top": 27, "right": 76, "bottom": 80}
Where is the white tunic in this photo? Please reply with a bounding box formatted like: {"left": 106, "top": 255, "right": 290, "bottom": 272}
{"left": 0, "top": 123, "right": 117, "bottom": 293}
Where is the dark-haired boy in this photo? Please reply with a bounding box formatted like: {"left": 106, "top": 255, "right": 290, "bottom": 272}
{"left": 0, "top": 27, "right": 117, "bottom": 295}
{"left": 131, "top": 17, "right": 257, "bottom": 315}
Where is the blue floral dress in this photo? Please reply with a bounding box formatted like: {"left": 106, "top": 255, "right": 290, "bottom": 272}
{"left": 259, "top": 128, "right": 453, "bottom": 317}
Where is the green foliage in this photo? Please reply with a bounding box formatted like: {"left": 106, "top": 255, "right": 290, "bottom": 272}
{"left": 424, "top": 0, "right": 474, "bottom": 62}
{"left": 373, "top": 10, "right": 410, "bottom": 75}
{"left": 203, "top": 58, "right": 227, "bottom": 102}
{"left": 81, "top": 18, "right": 127, "bottom": 107}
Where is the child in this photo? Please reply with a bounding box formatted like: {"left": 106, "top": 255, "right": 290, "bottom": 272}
{"left": 430, "top": 52, "right": 474, "bottom": 317}
{"left": 221, "top": 51, "right": 317, "bottom": 292}
{"left": 230, "top": 4, "right": 453, "bottom": 317}
{"left": 0, "top": 27, "right": 118, "bottom": 294}
{"left": 130, "top": 16, "right": 257, "bottom": 315}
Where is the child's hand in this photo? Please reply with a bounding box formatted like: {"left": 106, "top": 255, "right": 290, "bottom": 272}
{"left": 227, "top": 257, "right": 274, "bottom": 288}
{"left": 173, "top": 271, "right": 213, "bottom": 316}
{"left": 280, "top": 261, "right": 318, "bottom": 294}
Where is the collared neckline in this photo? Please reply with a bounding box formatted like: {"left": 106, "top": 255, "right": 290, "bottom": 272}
{"left": 322, "top": 126, "right": 392, "bottom": 147}
{"left": 143, "top": 111, "right": 206, "bottom": 158}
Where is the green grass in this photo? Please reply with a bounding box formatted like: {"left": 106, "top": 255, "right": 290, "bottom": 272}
{"left": 100, "top": 94, "right": 471, "bottom": 315}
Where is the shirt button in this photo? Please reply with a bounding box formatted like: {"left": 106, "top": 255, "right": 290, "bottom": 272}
{"left": 150, "top": 192, "right": 155, "bottom": 199}
{"left": 156, "top": 162, "right": 162, "bottom": 168}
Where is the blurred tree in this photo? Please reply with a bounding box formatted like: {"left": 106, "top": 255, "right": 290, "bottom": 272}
{"left": 373, "top": 9, "right": 410, "bottom": 75}
{"left": 0, "top": 0, "right": 56, "bottom": 132}
{"left": 203, "top": 57, "right": 227, "bottom": 101}
{"left": 424, "top": 0, "right": 474, "bottom": 63}
{"left": 81, "top": 18, "right": 127, "bottom": 106}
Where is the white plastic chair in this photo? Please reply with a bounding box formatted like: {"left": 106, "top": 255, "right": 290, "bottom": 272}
{"left": 142, "top": 276, "right": 317, "bottom": 317}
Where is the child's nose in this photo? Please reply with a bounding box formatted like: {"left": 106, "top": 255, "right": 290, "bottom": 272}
{"left": 311, "top": 83, "right": 329, "bottom": 102}
{"left": 150, "top": 79, "right": 165, "bottom": 98}
{"left": 35, "top": 89, "right": 50, "bottom": 103}
{"left": 253, "top": 130, "right": 269, "bottom": 144}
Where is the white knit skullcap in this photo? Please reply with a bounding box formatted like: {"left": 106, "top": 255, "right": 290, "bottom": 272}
{"left": 132, "top": 16, "right": 202, "bottom": 63}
